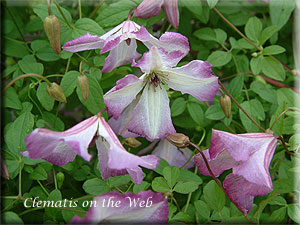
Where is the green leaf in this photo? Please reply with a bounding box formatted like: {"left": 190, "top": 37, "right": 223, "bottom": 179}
{"left": 31, "top": 40, "right": 60, "bottom": 62}
{"left": 245, "top": 16, "right": 262, "bottom": 42}
{"left": 4, "top": 87, "right": 22, "bottom": 110}
{"left": 262, "top": 56, "right": 285, "bottom": 81}
{"left": 207, "top": 51, "right": 232, "bottom": 67}
{"left": 108, "top": 174, "right": 131, "bottom": 187}
{"left": 194, "top": 27, "right": 216, "bottom": 42}
{"left": 288, "top": 204, "right": 300, "bottom": 223}
{"left": 2, "top": 211, "right": 24, "bottom": 224}
{"left": 250, "top": 99, "right": 265, "bottom": 121}
{"left": 5, "top": 112, "right": 34, "bottom": 154}
{"left": 72, "top": 18, "right": 105, "bottom": 38}
{"left": 83, "top": 178, "right": 110, "bottom": 195}
{"left": 194, "top": 200, "right": 211, "bottom": 219}
{"left": 207, "top": 0, "right": 219, "bottom": 9}
{"left": 267, "top": 207, "right": 286, "bottom": 223}
{"left": 270, "top": 0, "right": 295, "bottom": 30}
{"left": 29, "top": 165, "right": 48, "bottom": 180}
{"left": 152, "top": 177, "right": 170, "bottom": 192}
{"left": 276, "top": 88, "right": 295, "bottom": 107}
{"left": 18, "top": 57, "right": 44, "bottom": 75}
{"left": 250, "top": 81, "right": 277, "bottom": 103}
{"left": 253, "top": 192, "right": 279, "bottom": 222}
{"left": 163, "top": 166, "right": 180, "bottom": 188}
{"left": 171, "top": 212, "right": 194, "bottom": 223}
{"left": 187, "top": 102, "right": 204, "bottom": 125}
{"left": 3, "top": 37, "right": 29, "bottom": 58}
{"left": 183, "top": 0, "right": 202, "bottom": 20}
{"left": 45, "top": 189, "right": 62, "bottom": 219}
{"left": 76, "top": 73, "right": 105, "bottom": 115}
{"left": 178, "top": 169, "right": 202, "bottom": 185}
{"left": 214, "top": 28, "right": 227, "bottom": 44}
{"left": 174, "top": 181, "right": 199, "bottom": 194}
{"left": 262, "top": 45, "right": 285, "bottom": 55}
{"left": 33, "top": 3, "right": 72, "bottom": 24}
{"left": 61, "top": 71, "right": 80, "bottom": 97}
{"left": 43, "top": 112, "right": 65, "bottom": 131}
{"left": 250, "top": 56, "right": 263, "bottom": 75}
{"left": 96, "top": 1, "right": 136, "bottom": 27}
{"left": 273, "top": 178, "right": 294, "bottom": 193}
{"left": 268, "top": 196, "right": 287, "bottom": 206}
{"left": 239, "top": 101, "right": 260, "bottom": 132}
{"left": 37, "top": 82, "right": 54, "bottom": 111}
{"left": 228, "top": 75, "right": 244, "bottom": 97}
{"left": 133, "top": 181, "right": 150, "bottom": 194}
{"left": 171, "top": 97, "right": 186, "bottom": 117}
{"left": 203, "top": 180, "right": 225, "bottom": 212}
{"left": 259, "top": 26, "right": 278, "bottom": 45}
{"left": 205, "top": 105, "right": 225, "bottom": 120}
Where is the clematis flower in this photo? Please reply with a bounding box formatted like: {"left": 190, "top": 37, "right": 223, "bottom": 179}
{"left": 152, "top": 139, "right": 195, "bottom": 169}
{"left": 22, "top": 113, "right": 160, "bottom": 185}
{"left": 194, "top": 129, "right": 277, "bottom": 215}
{"left": 104, "top": 46, "right": 219, "bottom": 141}
{"left": 62, "top": 20, "right": 150, "bottom": 73}
{"left": 134, "top": 0, "right": 179, "bottom": 28}
{"left": 70, "top": 190, "right": 168, "bottom": 224}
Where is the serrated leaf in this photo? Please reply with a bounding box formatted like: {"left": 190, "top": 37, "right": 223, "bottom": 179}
{"left": 37, "top": 82, "right": 54, "bottom": 111}
{"left": 262, "top": 56, "right": 285, "bottom": 81}
{"left": 152, "top": 177, "right": 170, "bottom": 192}
{"left": 83, "top": 178, "right": 110, "bottom": 195}
{"left": 174, "top": 181, "right": 199, "bottom": 194}
{"left": 207, "top": 51, "right": 232, "bottom": 67}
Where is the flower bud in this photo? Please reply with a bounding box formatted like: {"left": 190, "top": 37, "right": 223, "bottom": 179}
{"left": 251, "top": 52, "right": 258, "bottom": 57}
{"left": 165, "top": 133, "right": 190, "bottom": 148}
{"left": 44, "top": 15, "right": 61, "bottom": 55}
{"left": 46, "top": 82, "right": 67, "bottom": 103}
{"left": 124, "top": 137, "right": 142, "bottom": 148}
{"left": 78, "top": 75, "right": 89, "bottom": 101}
{"left": 56, "top": 172, "right": 64, "bottom": 189}
{"left": 220, "top": 95, "right": 231, "bottom": 118}
{"left": 265, "top": 128, "right": 274, "bottom": 134}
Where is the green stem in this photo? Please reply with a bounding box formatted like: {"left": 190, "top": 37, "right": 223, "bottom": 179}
{"left": 18, "top": 207, "right": 44, "bottom": 216}
{"left": 75, "top": 53, "right": 99, "bottom": 68}
{"left": 37, "top": 180, "right": 50, "bottom": 196}
{"left": 171, "top": 193, "right": 181, "bottom": 211}
{"left": 0, "top": 196, "right": 19, "bottom": 199}
{"left": 2, "top": 73, "right": 51, "bottom": 94}
{"left": 46, "top": 74, "right": 64, "bottom": 78}
{"left": 18, "top": 167, "right": 22, "bottom": 198}
{"left": 88, "top": 0, "right": 105, "bottom": 18}
{"left": 184, "top": 166, "right": 198, "bottom": 213}
{"left": 28, "top": 86, "right": 44, "bottom": 120}
{"left": 125, "top": 182, "right": 134, "bottom": 193}
{"left": 65, "top": 56, "right": 72, "bottom": 74}
{"left": 218, "top": 80, "right": 266, "bottom": 132}
{"left": 53, "top": 0, "right": 74, "bottom": 29}
{"left": 270, "top": 108, "right": 292, "bottom": 130}
{"left": 78, "top": 0, "right": 82, "bottom": 19}
{"left": 53, "top": 168, "right": 58, "bottom": 190}
{"left": 2, "top": 199, "right": 18, "bottom": 212}
{"left": 53, "top": 102, "right": 61, "bottom": 128}
{"left": 47, "top": 0, "right": 52, "bottom": 15}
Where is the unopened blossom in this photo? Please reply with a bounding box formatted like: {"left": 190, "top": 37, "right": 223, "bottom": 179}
{"left": 63, "top": 20, "right": 150, "bottom": 73}
{"left": 194, "top": 129, "right": 277, "bottom": 215}
{"left": 70, "top": 190, "right": 168, "bottom": 224}
{"left": 134, "top": 0, "right": 179, "bottom": 28}
{"left": 22, "top": 113, "right": 160, "bottom": 185}
{"left": 104, "top": 43, "right": 219, "bottom": 140}
{"left": 152, "top": 139, "right": 194, "bottom": 169}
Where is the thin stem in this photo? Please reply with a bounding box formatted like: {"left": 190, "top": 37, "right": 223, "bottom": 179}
{"left": 53, "top": 168, "right": 58, "bottom": 190}
{"left": 171, "top": 194, "right": 181, "bottom": 212}
{"left": 46, "top": 74, "right": 64, "bottom": 78}
{"left": 88, "top": 0, "right": 105, "bottom": 18}
{"left": 53, "top": 0, "right": 73, "bottom": 29}
{"left": 18, "top": 207, "right": 44, "bottom": 216}
{"left": 184, "top": 166, "right": 198, "bottom": 213}
{"left": 28, "top": 86, "right": 44, "bottom": 120}
{"left": 65, "top": 56, "right": 72, "bottom": 74}
{"left": 53, "top": 102, "right": 61, "bottom": 128}
{"left": 125, "top": 182, "right": 134, "bottom": 193}
{"left": 2, "top": 73, "right": 51, "bottom": 94}
{"left": 47, "top": 0, "right": 52, "bottom": 15}
{"left": 2, "top": 199, "right": 18, "bottom": 212}
{"left": 128, "top": 7, "right": 136, "bottom": 20}
{"left": 78, "top": 0, "right": 82, "bottom": 19}
{"left": 37, "top": 180, "right": 50, "bottom": 196}
{"left": 18, "top": 167, "right": 22, "bottom": 198}
{"left": 75, "top": 53, "right": 99, "bottom": 68}
{"left": 218, "top": 80, "right": 266, "bottom": 132}
{"left": 219, "top": 88, "right": 225, "bottom": 97}
{"left": 277, "top": 136, "right": 298, "bottom": 157}
{"left": 270, "top": 108, "right": 292, "bottom": 130}
{"left": 189, "top": 141, "right": 253, "bottom": 224}
{"left": 1, "top": 196, "right": 18, "bottom": 199}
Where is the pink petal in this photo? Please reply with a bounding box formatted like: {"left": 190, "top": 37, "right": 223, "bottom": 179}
{"left": 133, "top": 0, "right": 164, "bottom": 18}
{"left": 162, "top": 0, "right": 179, "bottom": 28}
{"left": 194, "top": 150, "right": 238, "bottom": 177}
{"left": 104, "top": 75, "right": 144, "bottom": 120}
{"left": 153, "top": 140, "right": 195, "bottom": 169}
{"left": 102, "top": 40, "right": 141, "bottom": 73}
{"left": 163, "top": 60, "right": 219, "bottom": 101}
{"left": 70, "top": 190, "right": 168, "bottom": 223}
{"left": 22, "top": 116, "right": 99, "bottom": 165}
{"left": 127, "top": 83, "right": 176, "bottom": 141}
{"left": 62, "top": 33, "right": 104, "bottom": 52}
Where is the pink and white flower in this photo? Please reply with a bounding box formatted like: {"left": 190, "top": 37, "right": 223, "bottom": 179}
{"left": 104, "top": 44, "right": 219, "bottom": 141}
{"left": 194, "top": 129, "right": 277, "bottom": 215}
{"left": 134, "top": 0, "right": 179, "bottom": 28}
{"left": 70, "top": 190, "right": 168, "bottom": 224}
{"left": 22, "top": 114, "right": 160, "bottom": 185}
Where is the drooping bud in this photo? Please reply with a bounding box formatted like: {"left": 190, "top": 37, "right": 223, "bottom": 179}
{"left": 46, "top": 82, "right": 67, "bottom": 103}
{"left": 165, "top": 133, "right": 190, "bottom": 148}
{"left": 220, "top": 95, "right": 231, "bottom": 118}
{"left": 44, "top": 15, "right": 61, "bottom": 55}
{"left": 124, "top": 137, "right": 142, "bottom": 148}
{"left": 77, "top": 75, "right": 89, "bottom": 101}
{"left": 56, "top": 172, "right": 64, "bottom": 189}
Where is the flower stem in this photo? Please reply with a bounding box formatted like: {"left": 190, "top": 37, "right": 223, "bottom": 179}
{"left": 277, "top": 136, "right": 298, "bottom": 157}
{"left": 189, "top": 141, "right": 253, "bottom": 224}
{"left": 78, "top": 0, "right": 82, "bottom": 19}
{"left": 18, "top": 167, "right": 22, "bottom": 198}
{"left": 53, "top": 0, "right": 74, "bottom": 29}
{"left": 2, "top": 73, "right": 52, "bottom": 94}
{"left": 53, "top": 168, "right": 58, "bottom": 190}
{"left": 47, "top": 0, "right": 52, "bottom": 15}
{"left": 37, "top": 180, "right": 50, "bottom": 196}
{"left": 218, "top": 80, "right": 266, "bottom": 133}
{"left": 184, "top": 166, "right": 197, "bottom": 213}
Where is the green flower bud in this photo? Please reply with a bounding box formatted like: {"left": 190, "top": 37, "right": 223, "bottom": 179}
{"left": 124, "top": 137, "right": 142, "bottom": 148}
{"left": 46, "top": 82, "right": 67, "bottom": 103}
{"left": 56, "top": 172, "right": 64, "bottom": 189}
{"left": 44, "top": 15, "right": 61, "bottom": 55}
{"left": 220, "top": 95, "right": 231, "bottom": 118}
{"left": 78, "top": 75, "right": 89, "bottom": 101}
{"left": 165, "top": 133, "right": 190, "bottom": 148}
